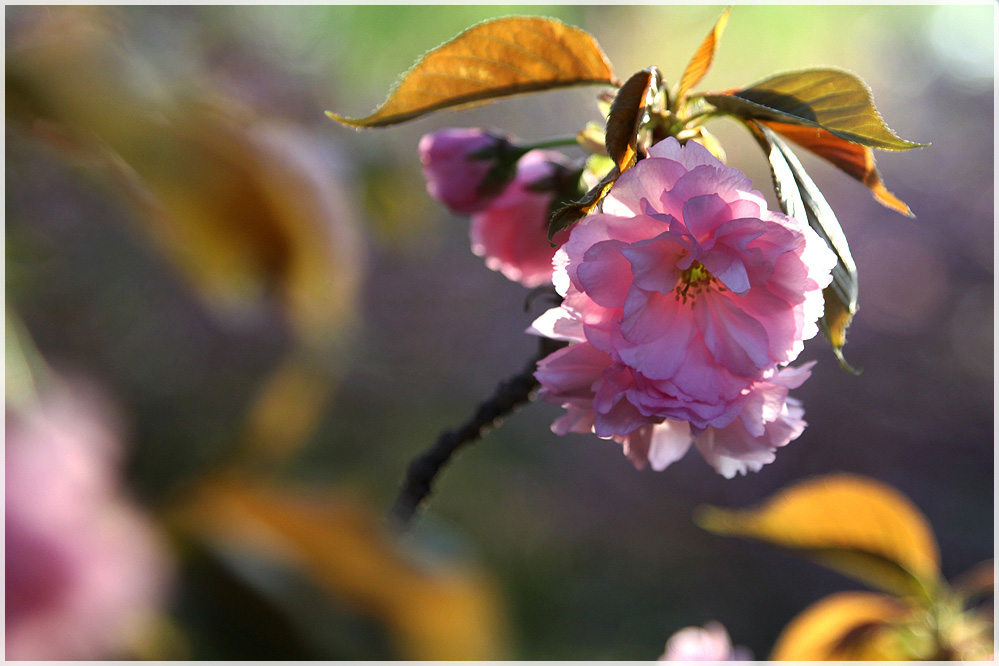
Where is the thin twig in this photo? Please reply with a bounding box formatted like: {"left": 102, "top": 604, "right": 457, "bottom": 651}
{"left": 389, "top": 336, "right": 566, "bottom": 530}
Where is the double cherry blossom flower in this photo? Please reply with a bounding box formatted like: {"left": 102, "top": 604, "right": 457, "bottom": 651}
{"left": 421, "top": 130, "right": 836, "bottom": 476}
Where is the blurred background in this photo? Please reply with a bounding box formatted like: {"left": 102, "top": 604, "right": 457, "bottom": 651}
{"left": 5, "top": 4, "right": 993, "bottom": 660}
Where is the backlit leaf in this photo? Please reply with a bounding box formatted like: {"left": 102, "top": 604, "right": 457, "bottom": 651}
{"left": 770, "top": 591, "right": 910, "bottom": 660}
{"left": 327, "top": 16, "right": 617, "bottom": 128}
{"left": 747, "top": 121, "right": 858, "bottom": 371}
{"left": 762, "top": 121, "right": 913, "bottom": 216}
{"left": 548, "top": 165, "right": 619, "bottom": 241}
{"left": 675, "top": 7, "right": 730, "bottom": 105}
{"left": 688, "top": 126, "right": 727, "bottom": 163}
{"left": 575, "top": 121, "right": 607, "bottom": 156}
{"left": 704, "top": 68, "right": 926, "bottom": 151}
{"left": 169, "top": 476, "right": 507, "bottom": 660}
{"left": 695, "top": 474, "right": 942, "bottom": 599}
{"left": 605, "top": 67, "right": 659, "bottom": 171}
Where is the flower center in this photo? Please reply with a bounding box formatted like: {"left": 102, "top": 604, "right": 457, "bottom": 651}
{"left": 675, "top": 261, "right": 723, "bottom": 304}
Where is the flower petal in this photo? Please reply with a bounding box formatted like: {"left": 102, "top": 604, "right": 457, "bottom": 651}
{"left": 693, "top": 292, "right": 772, "bottom": 376}
{"left": 578, "top": 240, "right": 634, "bottom": 308}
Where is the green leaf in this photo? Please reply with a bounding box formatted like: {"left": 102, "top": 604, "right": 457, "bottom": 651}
{"left": 605, "top": 67, "right": 659, "bottom": 171}
{"left": 547, "top": 165, "right": 619, "bottom": 242}
{"left": 747, "top": 121, "right": 859, "bottom": 371}
{"left": 704, "top": 68, "right": 926, "bottom": 151}
{"left": 327, "top": 16, "right": 617, "bottom": 129}
{"left": 695, "top": 473, "right": 942, "bottom": 601}
{"left": 675, "top": 7, "right": 730, "bottom": 105}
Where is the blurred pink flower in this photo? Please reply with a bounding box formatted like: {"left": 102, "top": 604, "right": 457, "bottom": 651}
{"left": 660, "top": 621, "right": 751, "bottom": 661}
{"left": 470, "top": 150, "right": 572, "bottom": 288}
{"left": 534, "top": 339, "right": 812, "bottom": 476}
{"left": 531, "top": 137, "right": 835, "bottom": 434}
{"left": 5, "top": 381, "right": 173, "bottom": 660}
{"left": 419, "top": 128, "right": 515, "bottom": 215}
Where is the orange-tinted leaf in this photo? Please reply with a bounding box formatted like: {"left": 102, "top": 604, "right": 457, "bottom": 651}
{"left": 747, "top": 121, "right": 859, "bottom": 371}
{"left": 169, "top": 476, "right": 507, "bottom": 660}
{"left": 704, "top": 68, "right": 926, "bottom": 151}
{"left": 762, "top": 121, "right": 913, "bottom": 216}
{"left": 605, "top": 67, "right": 659, "bottom": 171}
{"left": 327, "top": 16, "right": 616, "bottom": 128}
{"left": 676, "top": 7, "right": 730, "bottom": 104}
{"left": 770, "top": 591, "right": 910, "bottom": 660}
{"left": 695, "top": 474, "right": 942, "bottom": 599}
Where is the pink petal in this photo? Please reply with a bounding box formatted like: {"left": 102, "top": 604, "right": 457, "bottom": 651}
{"left": 647, "top": 420, "right": 693, "bottom": 471}
{"left": 620, "top": 233, "right": 684, "bottom": 295}
{"left": 693, "top": 291, "right": 772, "bottom": 376}
{"left": 605, "top": 157, "right": 690, "bottom": 215}
{"left": 527, "top": 306, "right": 585, "bottom": 342}
{"left": 535, "top": 343, "right": 612, "bottom": 401}
{"left": 681, "top": 193, "right": 732, "bottom": 241}
{"left": 578, "top": 240, "right": 634, "bottom": 308}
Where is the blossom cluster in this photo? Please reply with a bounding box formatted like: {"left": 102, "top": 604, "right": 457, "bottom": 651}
{"left": 420, "top": 130, "right": 836, "bottom": 477}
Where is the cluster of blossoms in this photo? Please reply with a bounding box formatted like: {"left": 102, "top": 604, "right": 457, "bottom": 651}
{"left": 421, "top": 130, "right": 836, "bottom": 477}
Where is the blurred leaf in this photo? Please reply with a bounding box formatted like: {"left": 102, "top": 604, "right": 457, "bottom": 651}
{"left": 6, "top": 7, "right": 364, "bottom": 348}
{"left": 695, "top": 474, "right": 941, "bottom": 599}
{"left": 951, "top": 559, "right": 995, "bottom": 603}
{"left": 548, "top": 164, "right": 619, "bottom": 241}
{"left": 770, "top": 591, "right": 909, "bottom": 660}
{"left": 605, "top": 67, "right": 659, "bottom": 171}
{"left": 762, "top": 121, "right": 913, "bottom": 216}
{"left": 326, "top": 16, "right": 617, "bottom": 128}
{"left": 168, "top": 476, "right": 507, "bottom": 660}
{"left": 675, "top": 7, "right": 730, "bottom": 105}
{"left": 119, "top": 110, "right": 365, "bottom": 346}
{"left": 747, "top": 121, "right": 858, "bottom": 371}
{"left": 235, "top": 355, "right": 334, "bottom": 465}
{"left": 5, "top": 308, "right": 47, "bottom": 410}
{"left": 704, "top": 68, "right": 926, "bottom": 150}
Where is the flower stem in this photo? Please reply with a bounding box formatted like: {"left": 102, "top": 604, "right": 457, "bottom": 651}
{"left": 389, "top": 336, "right": 567, "bottom": 531}
{"left": 517, "top": 135, "right": 581, "bottom": 152}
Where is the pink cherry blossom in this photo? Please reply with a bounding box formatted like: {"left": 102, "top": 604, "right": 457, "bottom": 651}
{"left": 5, "top": 381, "right": 173, "bottom": 660}
{"left": 532, "top": 137, "right": 835, "bottom": 434}
{"left": 659, "top": 622, "right": 752, "bottom": 661}
{"left": 419, "top": 128, "right": 513, "bottom": 215}
{"left": 534, "top": 337, "right": 813, "bottom": 476}
{"left": 470, "top": 150, "right": 572, "bottom": 288}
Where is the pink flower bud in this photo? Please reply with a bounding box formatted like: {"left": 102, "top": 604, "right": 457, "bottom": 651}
{"left": 470, "top": 150, "right": 572, "bottom": 288}
{"left": 419, "top": 128, "right": 514, "bottom": 215}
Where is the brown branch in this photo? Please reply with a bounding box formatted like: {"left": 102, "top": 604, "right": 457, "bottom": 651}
{"left": 389, "top": 336, "right": 566, "bottom": 530}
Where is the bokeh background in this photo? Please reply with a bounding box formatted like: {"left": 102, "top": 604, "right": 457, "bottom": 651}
{"left": 5, "top": 4, "right": 993, "bottom": 660}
